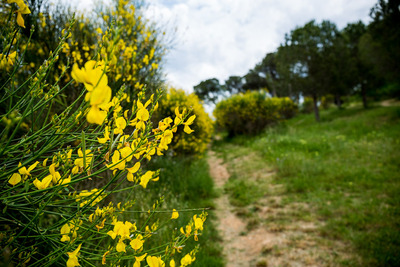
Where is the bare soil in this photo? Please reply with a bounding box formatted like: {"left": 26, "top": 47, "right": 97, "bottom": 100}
{"left": 208, "top": 150, "right": 359, "bottom": 267}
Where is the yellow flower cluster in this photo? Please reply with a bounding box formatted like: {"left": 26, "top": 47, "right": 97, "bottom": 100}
{"left": 0, "top": 51, "right": 17, "bottom": 70}
{"left": 1, "top": 1, "right": 208, "bottom": 266}
{"left": 154, "top": 88, "right": 213, "bottom": 156}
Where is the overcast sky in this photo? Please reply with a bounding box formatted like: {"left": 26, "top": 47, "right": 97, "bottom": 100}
{"left": 144, "top": 0, "right": 377, "bottom": 93}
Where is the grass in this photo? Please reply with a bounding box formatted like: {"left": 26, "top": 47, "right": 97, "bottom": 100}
{"left": 143, "top": 155, "right": 224, "bottom": 267}
{"left": 213, "top": 104, "right": 400, "bottom": 266}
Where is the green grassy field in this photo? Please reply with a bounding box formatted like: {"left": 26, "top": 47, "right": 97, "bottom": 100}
{"left": 213, "top": 104, "right": 400, "bottom": 266}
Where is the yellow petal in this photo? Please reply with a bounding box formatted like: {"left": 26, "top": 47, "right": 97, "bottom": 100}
{"left": 183, "top": 125, "right": 194, "bottom": 134}
{"left": 86, "top": 107, "right": 107, "bottom": 125}
{"left": 116, "top": 240, "right": 126, "bottom": 253}
{"left": 126, "top": 162, "right": 140, "bottom": 174}
{"left": 185, "top": 115, "right": 196, "bottom": 125}
{"left": 28, "top": 161, "right": 39, "bottom": 172}
{"left": 16, "top": 12, "right": 25, "bottom": 28}
{"left": 8, "top": 173, "right": 21, "bottom": 186}
{"left": 71, "top": 64, "right": 86, "bottom": 83}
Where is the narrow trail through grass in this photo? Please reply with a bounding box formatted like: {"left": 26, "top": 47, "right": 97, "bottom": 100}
{"left": 208, "top": 148, "right": 359, "bottom": 267}
{"left": 209, "top": 105, "right": 400, "bottom": 266}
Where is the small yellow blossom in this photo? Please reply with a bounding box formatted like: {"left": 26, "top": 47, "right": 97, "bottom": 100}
{"left": 193, "top": 215, "right": 204, "bottom": 230}
{"left": 183, "top": 115, "right": 196, "bottom": 134}
{"left": 97, "top": 126, "right": 110, "bottom": 144}
{"left": 116, "top": 239, "right": 126, "bottom": 253}
{"left": 18, "top": 161, "right": 39, "bottom": 176}
{"left": 66, "top": 243, "right": 82, "bottom": 267}
{"left": 130, "top": 234, "right": 144, "bottom": 251}
{"left": 126, "top": 162, "right": 140, "bottom": 182}
{"left": 146, "top": 255, "right": 165, "bottom": 267}
{"left": 133, "top": 253, "right": 147, "bottom": 267}
{"left": 33, "top": 175, "right": 52, "bottom": 190}
{"left": 171, "top": 209, "right": 179, "bottom": 220}
{"left": 139, "top": 171, "right": 157, "bottom": 189}
{"left": 180, "top": 253, "right": 195, "bottom": 267}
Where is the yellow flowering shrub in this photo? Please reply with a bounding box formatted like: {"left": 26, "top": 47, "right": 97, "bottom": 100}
{"left": 154, "top": 88, "right": 213, "bottom": 155}
{"left": 0, "top": 0, "right": 164, "bottom": 104}
{"left": 214, "top": 90, "right": 297, "bottom": 136}
{"left": 0, "top": 1, "right": 207, "bottom": 266}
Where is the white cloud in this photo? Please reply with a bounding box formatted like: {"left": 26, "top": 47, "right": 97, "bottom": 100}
{"left": 147, "top": 0, "right": 376, "bottom": 92}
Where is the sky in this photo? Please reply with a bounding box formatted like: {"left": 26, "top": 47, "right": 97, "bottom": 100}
{"left": 144, "top": 0, "right": 377, "bottom": 93}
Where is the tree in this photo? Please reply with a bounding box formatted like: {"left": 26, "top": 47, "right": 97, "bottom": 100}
{"left": 277, "top": 20, "right": 341, "bottom": 121}
{"left": 254, "top": 53, "right": 280, "bottom": 96}
{"left": 242, "top": 69, "right": 268, "bottom": 91}
{"left": 343, "top": 21, "right": 383, "bottom": 108}
{"left": 224, "top": 75, "right": 245, "bottom": 95}
{"left": 367, "top": 0, "right": 400, "bottom": 85}
{"left": 193, "top": 78, "right": 224, "bottom": 104}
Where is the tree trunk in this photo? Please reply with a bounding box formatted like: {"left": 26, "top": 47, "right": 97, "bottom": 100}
{"left": 335, "top": 94, "right": 342, "bottom": 109}
{"left": 361, "top": 83, "right": 368, "bottom": 108}
{"left": 312, "top": 94, "right": 320, "bottom": 122}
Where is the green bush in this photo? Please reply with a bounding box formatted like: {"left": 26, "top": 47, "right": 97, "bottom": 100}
{"left": 301, "top": 96, "right": 314, "bottom": 113}
{"left": 213, "top": 90, "right": 297, "bottom": 136}
{"left": 153, "top": 88, "right": 213, "bottom": 156}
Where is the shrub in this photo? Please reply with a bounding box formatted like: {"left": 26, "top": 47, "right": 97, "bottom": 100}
{"left": 301, "top": 96, "right": 314, "bottom": 113}
{"left": 213, "top": 90, "right": 297, "bottom": 136}
{"left": 0, "top": 1, "right": 206, "bottom": 266}
{"left": 153, "top": 88, "right": 213, "bottom": 156}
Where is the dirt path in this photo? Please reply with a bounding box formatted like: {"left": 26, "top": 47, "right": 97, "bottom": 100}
{"left": 208, "top": 149, "right": 359, "bottom": 267}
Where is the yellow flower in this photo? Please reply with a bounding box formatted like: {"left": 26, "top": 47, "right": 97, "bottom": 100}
{"left": 8, "top": 0, "right": 31, "bottom": 28}
{"left": 130, "top": 234, "right": 144, "bottom": 251}
{"left": 116, "top": 239, "right": 126, "bottom": 253}
{"left": 0, "top": 51, "right": 17, "bottom": 69}
{"left": 49, "top": 163, "right": 61, "bottom": 184}
{"left": 169, "top": 259, "right": 175, "bottom": 267}
{"left": 173, "top": 106, "right": 183, "bottom": 127}
{"left": 136, "top": 102, "right": 149, "bottom": 121}
{"left": 107, "top": 220, "right": 135, "bottom": 240}
{"left": 139, "top": 171, "right": 157, "bottom": 189}
{"left": 183, "top": 115, "right": 196, "bottom": 134}
{"left": 171, "top": 209, "right": 179, "bottom": 220}
{"left": 114, "top": 117, "right": 127, "bottom": 135}
{"left": 126, "top": 162, "right": 140, "bottom": 182}
{"left": 146, "top": 255, "right": 165, "bottom": 267}
{"left": 133, "top": 253, "right": 147, "bottom": 267}
{"left": 180, "top": 254, "right": 195, "bottom": 267}
{"left": 86, "top": 106, "right": 108, "bottom": 125}
{"left": 74, "top": 148, "right": 93, "bottom": 170}
{"left": 102, "top": 251, "right": 110, "bottom": 265}
{"left": 66, "top": 243, "right": 82, "bottom": 267}
{"left": 71, "top": 61, "right": 107, "bottom": 92}
{"left": 8, "top": 173, "right": 21, "bottom": 186}
{"left": 60, "top": 223, "right": 71, "bottom": 242}
{"left": 71, "top": 61, "right": 112, "bottom": 125}
{"left": 180, "top": 224, "right": 191, "bottom": 237}
{"left": 193, "top": 215, "right": 204, "bottom": 231}
{"left": 33, "top": 175, "right": 52, "bottom": 190}
{"left": 18, "top": 161, "right": 39, "bottom": 176}
{"left": 97, "top": 126, "right": 110, "bottom": 144}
